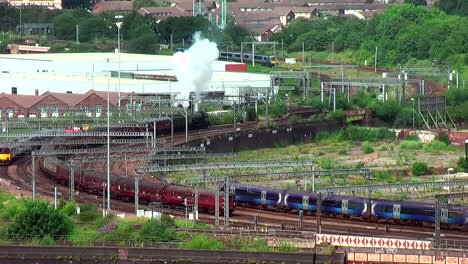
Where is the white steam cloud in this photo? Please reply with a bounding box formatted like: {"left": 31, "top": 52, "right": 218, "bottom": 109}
{"left": 172, "top": 32, "right": 219, "bottom": 108}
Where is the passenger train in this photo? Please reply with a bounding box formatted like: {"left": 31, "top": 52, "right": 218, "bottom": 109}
{"left": 218, "top": 52, "right": 277, "bottom": 67}
{"left": 230, "top": 183, "right": 468, "bottom": 228}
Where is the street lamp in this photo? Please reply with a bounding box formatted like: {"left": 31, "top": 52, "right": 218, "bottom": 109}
{"left": 115, "top": 15, "right": 124, "bottom": 115}
{"left": 411, "top": 98, "right": 415, "bottom": 130}
{"left": 106, "top": 58, "right": 111, "bottom": 213}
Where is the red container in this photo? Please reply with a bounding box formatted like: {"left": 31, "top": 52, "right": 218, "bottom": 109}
{"left": 225, "top": 63, "right": 247, "bottom": 72}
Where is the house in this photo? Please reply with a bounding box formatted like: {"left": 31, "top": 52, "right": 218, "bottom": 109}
{"left": 7, "top": 0, "right": 62, "bottom": 9}
{"left": 138, "top": 5, "right": 192, "bottom": 21}
{"left": 0, "top": 89, "right": 130, "bottom": 119}
{"left": 92, "top": 0, "right": 133, "bottom": 14}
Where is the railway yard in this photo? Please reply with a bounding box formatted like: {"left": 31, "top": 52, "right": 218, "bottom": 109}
{"left": 0, "top": 52, "right": 468, "bottom": 264}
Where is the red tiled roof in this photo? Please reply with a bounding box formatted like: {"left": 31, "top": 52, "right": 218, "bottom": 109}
{"left": 0, "top": 90, "right": 127, "bottom": 109}
{"left": 92, "top": 0, "right": 133, "bottom": 14}
{"left": 0, "top": 94, "right": 40, "bottom": 108}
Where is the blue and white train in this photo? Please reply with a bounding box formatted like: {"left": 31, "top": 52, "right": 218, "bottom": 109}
{"left": 230, "top": 183, "right": 468, "bottom": 228}
{"left": 218, "top": 51, "right": 277, "bottom": 67}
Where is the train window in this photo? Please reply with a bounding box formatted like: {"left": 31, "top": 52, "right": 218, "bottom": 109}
{"left": 374, "top": 204, "right": 393, "bottom": 213}
{"left": 448, "top": 211, "right": 464, "bottom": 219}
{"left": 322, "top": 200, "right": 340, "bottom": 207}
{"left": 348, "top": 201, "right": 364, "bottom": 210}
{"left": 266, "top": 193, "right": 278, "bottom": 200}
{"left": 248, "top": 190, "right": 261, "bottom": 198}
{"left": 287, "top": 196, "right": 302, "bottom": 204}
{"left": 5, "top": 149, "right": 10, "bottom": 154}
{"left": 235, "top": 189, "right": 249, "bottom": 196}
{"left": 401, "top": 207, "right": 433, "bottom": 216}
{"left": 0, "top": 148, "right": 3, "bottom": 153}
{"left": 254, "top": 56, "right": 263, "bottom": 60}
{"left": 234, "top": 54, "right": 240, "bottom": 58}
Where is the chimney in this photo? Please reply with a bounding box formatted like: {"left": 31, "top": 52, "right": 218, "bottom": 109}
{"left": 66, "top": 91, "right": 73, "bottom": 94}
{"left": 11, "top": 87, "right": 17, "bottom": 95}
{"left": 35, "top": 89, "right": 39, "bottom": 96}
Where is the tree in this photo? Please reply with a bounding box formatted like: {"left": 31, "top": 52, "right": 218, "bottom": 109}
{"left": 7, "top": 200, "right": 73, "bottom": 239}
{"left": 128, "top": 34, "right": 158, "bottom": 54}
{"left": 405, "top": 0, "right": 427, "bottom": 6}
{"left": 434, "top": 0, "right": 468, "bottom": 16}
{"left": 52, "top": 12, "right": 79, "bottom": 40}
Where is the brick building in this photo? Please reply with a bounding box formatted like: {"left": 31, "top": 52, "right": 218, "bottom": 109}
{"left": 0, "top": 90, "right": 131, "bottom": 119}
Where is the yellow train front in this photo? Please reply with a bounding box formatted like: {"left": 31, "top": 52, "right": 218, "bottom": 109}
{"left": 0, "top": 147, "right": 12, "bottom": 166}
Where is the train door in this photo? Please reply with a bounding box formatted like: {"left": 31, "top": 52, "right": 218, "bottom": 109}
{"left": 393, "top": 204, "right": 401, "bottom": 219}
{"left": 342, "top": 200, "right": 348, "bottom": 215}
{"left": 302, "top": 195, "right": 309, "bottom": 210}
{"left": 261, "top": 191, "right": 266, "bottom": 205}
{"left": 441, "top": 208, "right": 448, "bottom": 224}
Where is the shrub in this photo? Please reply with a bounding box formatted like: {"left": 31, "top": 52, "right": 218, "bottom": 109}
{"left": 182, "top": 234, "right": 225, "bottom": 250}
{"left": 277, "top": 242, "right": 297, "bottom": 253}
{"left": 362, "top": 141, "right": 374, "bottom": 154}
{"left": 423, "top": 140, "right": 450, "bottom": 154}
{"left": 138, "top": 219, "right": 175, "bottom": 242}
{"left": 62, "top": 201, "right": 77, "bottom": 216}
{"left": 79, "top": 204, "right": 99, "bottom": 222}
{"left": 325, "top": 109, "right": 345, "bottom": 120}
{"left": 406, "top": 134, "right": 419, "bottom": 141}
{"left": 439, "top": 133, "right": 451, "bottom": 145}
{"left": 345, "top": 126, "right": 395, "bottom": 142}
{"left": 288, "top": 115, "right": 298, "bottom": 125}
{"left": 7, "top": 200, "right": 74, "bottom": 239}
{"left": 412, "top": 161, "right": 429, "bottom": 176}
{"left": 400, "top": 140, "right": 422, "bottom": 150}
{"left": 373, "top": 171, "right": 397, "bottom": 183}
{"left": 458, "top": 157, "right": 468, "bottom": 172}
{"left": 41, "top": 235, "right": 56, "bottom": 246}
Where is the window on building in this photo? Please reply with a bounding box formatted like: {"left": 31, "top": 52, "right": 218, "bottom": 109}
{"left": 52, "top": 106, "right": 59, "bottom": 117}
{"left": 6, "top": 108, "right": 13, "bottom": 118}
{"left": 40, "top": 107, "right": 48, "bottom": 118}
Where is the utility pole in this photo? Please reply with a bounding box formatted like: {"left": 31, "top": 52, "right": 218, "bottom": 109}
{"left": 374, "top": 46, "right": 378, "bottom": 73}
{"left": 76, "top": 24, "right": 79, "bottom": 44}
{"left": 302, "top": 42, "right": 305, "bottom": 63}
{"left": 134, "top": 174, "right": 139, "bottom": 214}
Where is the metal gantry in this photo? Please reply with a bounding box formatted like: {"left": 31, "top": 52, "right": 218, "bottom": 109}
{"left": 76, "top": 153, "right": 236, "bottom": 163}
{"left": 8, "top": 138, "right": 157, "bottom": 147}
{"left": 32, "top": 146, "right": 206, "bottom": 156}
{"left": 0, "top": 132, "right": 150, "bottom": 138}
{"left": 138, "top": 161, "right": 314, "bottom": 173}
{"left": 317, "top": 180, "right": 468, "bottom": 193}
{"left": 434, "top": 192, "right": 468, "bottom": 247}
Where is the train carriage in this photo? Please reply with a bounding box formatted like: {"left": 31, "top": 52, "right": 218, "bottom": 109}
{"left": 231, "top": 183, "right": 282, "bottom": 209}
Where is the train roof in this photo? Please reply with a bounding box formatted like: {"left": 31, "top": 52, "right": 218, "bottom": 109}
{"left": 231, "top": 183, "right": 282, "bottom": 193}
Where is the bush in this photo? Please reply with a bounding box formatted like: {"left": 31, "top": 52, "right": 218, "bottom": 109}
{"left": 458, "top": 157, "right": 468, "bottom": 172}
{"left": 78, "top": 204, "right": 99, "bottom": 222}
{"left": 62, "top": 201, "right": 77, "bottom": 216}
{"left": 41, "top": 235, "right": 56, "bottom": 246}
{"left": 439, "top": 133, "right": 451, "bottom": 145}
{"left": 182, "top": 234, "right": 225, "bottom": 250}
{"left": 7, "top": 200, "right": 74, "bottom": 239}
{"left": 277, "top": 242, "right": 297, "bottom": 253}
{"left": 138, "top": 219, "right": 175, "bottom": 242}
{"left": 314, "top": 130, "right": 347, "bottom": 144}
{"left": 400, "top": 140, "right": 422, "bottom": 150}
{"left": 362, "top": 141, "right": 374, "bottom": 154}
{"left": 423, "top": 140, "right": 450, "bottom": 154}
{"left": 325, "top": 109, "right": 345, "bottom": 120}
{"left": 288, "top": 115, "right": 298, "bottom": 125}
{"left": 412, "top": 161, "right": 429, "bottom": 176}
{"left": 406, "top": 134, "right": 419, "bottom": 141}
{"left": 345, "top": 126, "right": 395, "bottom": 142}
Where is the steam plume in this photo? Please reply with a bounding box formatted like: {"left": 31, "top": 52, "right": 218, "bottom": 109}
{"left": 172, "top": 32, "right": 219, "bottom": 108}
